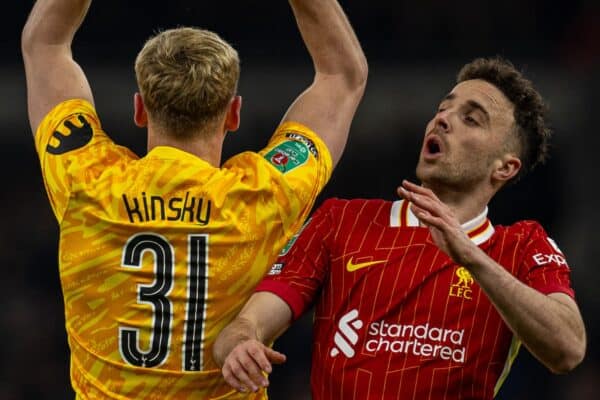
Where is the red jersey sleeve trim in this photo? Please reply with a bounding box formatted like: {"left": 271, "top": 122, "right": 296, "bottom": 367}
{"left": 255, "top": 280, "right": 307, "bottom": 321}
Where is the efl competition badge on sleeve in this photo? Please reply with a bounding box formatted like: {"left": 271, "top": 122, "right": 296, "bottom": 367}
{"left": 264, "top": 133, "right": 317, "bottom": 173}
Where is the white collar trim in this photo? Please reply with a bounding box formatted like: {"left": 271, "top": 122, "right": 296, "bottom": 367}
{"left": 390, "top": 199, "right": 494, "bottom": 245}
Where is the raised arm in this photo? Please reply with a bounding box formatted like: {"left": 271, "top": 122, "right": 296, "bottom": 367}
{"left": 284, "top": 0, "right": 368, "bottom": 167}
{"left": 399, "top": 180, "right": 587, "bottom": 374}
{"left": 213, "top": 292, "right": 293, "bottom": 393}
{"left": 22, "top": 0, "right": 94, "bottom": 135}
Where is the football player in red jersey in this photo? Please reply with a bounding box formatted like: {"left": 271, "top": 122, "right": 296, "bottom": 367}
{"left": 214, "top": 57, "right": 586, "bottom": 399}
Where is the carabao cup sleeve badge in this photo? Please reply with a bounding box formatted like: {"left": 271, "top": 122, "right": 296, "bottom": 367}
{"left": 265, "top": 140, "right": 310, "bottom": 173}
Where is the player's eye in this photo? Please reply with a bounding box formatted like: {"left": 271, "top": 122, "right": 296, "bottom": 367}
{"left": 464, "top": 115, "right": 479, "bottom": 126}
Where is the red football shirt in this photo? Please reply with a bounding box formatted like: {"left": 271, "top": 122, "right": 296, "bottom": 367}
{"left": 256, "top": 198, "right": 575, "bottom": 399}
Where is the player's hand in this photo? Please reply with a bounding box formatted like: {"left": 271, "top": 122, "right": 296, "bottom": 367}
{"left": 397, "top": 180, "right": 479, "bottom": 266}
{"left": 221, "top": 339, "right": 286, "bottom": 393}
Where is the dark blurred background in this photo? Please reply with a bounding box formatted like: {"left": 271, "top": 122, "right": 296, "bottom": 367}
{"left": 2, "top": 1, "right": 599, "bottom": 399}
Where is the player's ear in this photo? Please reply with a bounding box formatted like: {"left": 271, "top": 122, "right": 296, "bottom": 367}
{"left": 133, "top": 92, "right": 148, "bottom": 128}
{"left": 492, "top": 154, "right": 521, "bottom": 183}
{"left": 224, "top": 95, "right": 242, "bottom": 133}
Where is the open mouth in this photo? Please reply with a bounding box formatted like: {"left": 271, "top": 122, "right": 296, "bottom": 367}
{"left": 424, "top": 136, "right": 442, "bottom": 156}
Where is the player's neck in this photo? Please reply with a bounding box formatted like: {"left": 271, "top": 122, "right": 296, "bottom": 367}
{"left": 147, "top": 129, "right": 225, "bottom": 167}
{"left": 425, "top": 183, "right": 492, "bottom": 225}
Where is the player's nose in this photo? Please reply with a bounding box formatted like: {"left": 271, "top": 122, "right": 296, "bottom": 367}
{"left": 434, "top": 111, "right": 450, "bottom": 133}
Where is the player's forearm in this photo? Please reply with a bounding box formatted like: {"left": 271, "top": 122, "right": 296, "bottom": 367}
{"left": 213, "top": 292, "right": 293, "bottom": 367}
{"left": 22, "top": 0, "right": 91, "bottom": 53}
{"left": 213, "top": 317, "right": 259, "bottom": 367}
{"left": 289, "top": 0, "right": 368, "bottom": 88}
{"left": 466, "top": 251, "right": 586, "bottom": 373}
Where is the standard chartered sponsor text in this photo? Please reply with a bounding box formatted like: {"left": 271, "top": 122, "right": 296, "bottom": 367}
{"left": 365, "top": 321, "right": 466, "bottom": 362}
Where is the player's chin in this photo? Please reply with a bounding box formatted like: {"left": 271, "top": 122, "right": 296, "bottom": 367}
{"left": 415, "top": 163, "right": 437, "bottom": 183}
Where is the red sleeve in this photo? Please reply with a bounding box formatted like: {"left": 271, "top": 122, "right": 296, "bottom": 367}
{"left": 519, "top": 221, "right": 575, "bottom": 298}
{"left": 255, "top": 199, "right": 337, "bottom": 320}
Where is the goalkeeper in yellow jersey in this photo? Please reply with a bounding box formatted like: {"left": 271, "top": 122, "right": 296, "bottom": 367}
{"left": 21, "top": 0, "right": 367, "bottom": 398}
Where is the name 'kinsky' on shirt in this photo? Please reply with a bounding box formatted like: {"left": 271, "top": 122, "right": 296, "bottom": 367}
{"left": 122, "top": 192, "right": 211, "bottom": 225}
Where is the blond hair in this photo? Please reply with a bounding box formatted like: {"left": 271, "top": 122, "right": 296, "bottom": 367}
{"left": 135, "top": 27, "right": 240, "bottom": 139}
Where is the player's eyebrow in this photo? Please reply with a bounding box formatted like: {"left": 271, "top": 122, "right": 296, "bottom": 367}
{"left": 465, "top": 99, "right": 490, "bottom": 124}
{"left": 441, "top": 93, "right": 491, "bottom": 124}
{"left": 438, "top": 92, "right": 455, "bottom": 107}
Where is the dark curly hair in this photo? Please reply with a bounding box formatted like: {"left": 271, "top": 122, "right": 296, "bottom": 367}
{"left": 457, "top": 57, "right": 551, "bottom": 182}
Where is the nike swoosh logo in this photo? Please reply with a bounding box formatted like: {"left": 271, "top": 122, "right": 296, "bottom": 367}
{"left": 346, "top": 258, "right": 387, "bottom": 272}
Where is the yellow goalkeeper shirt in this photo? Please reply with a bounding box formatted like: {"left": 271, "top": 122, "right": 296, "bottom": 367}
{"left": 35, "top": 99, "right": 332, "bottom": 399}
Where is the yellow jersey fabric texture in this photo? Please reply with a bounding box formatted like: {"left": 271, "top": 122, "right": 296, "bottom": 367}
{"left": 35, "top": 99, "right": 332, "bottom": 399}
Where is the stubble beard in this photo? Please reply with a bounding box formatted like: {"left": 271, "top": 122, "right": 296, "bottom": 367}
{"left": 416, "top": 158, "right": 488, "bottom": 194}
